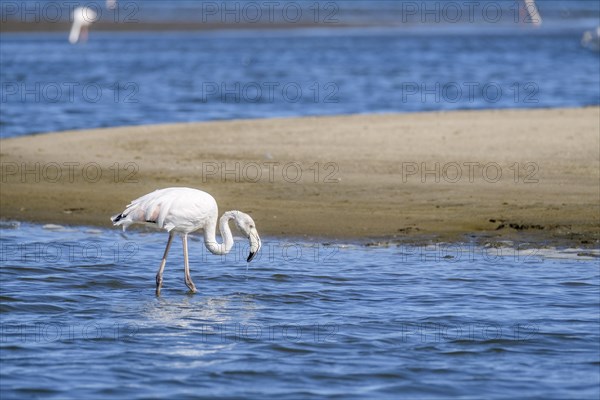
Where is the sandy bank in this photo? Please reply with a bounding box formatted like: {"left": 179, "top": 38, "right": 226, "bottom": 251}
{"left": 1, "top": 108, "right": 599, "bottom": 247}
{"left": 0, "top": 21, "right": 358, "bottom": 33}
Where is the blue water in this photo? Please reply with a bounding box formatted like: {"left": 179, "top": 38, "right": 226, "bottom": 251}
{"left": 4, "top": 1, "right": 600, "bottom": 27}
{"left": 1, "top": 2, "right": 599, "bottom": 138}
{"left": 1, "top": 2, "right": 600, "bottom": 398}
{"left": 1, "top": 222, "right": 599, "bottom": 399}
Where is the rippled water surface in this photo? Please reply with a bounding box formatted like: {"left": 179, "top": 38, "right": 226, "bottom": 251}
{"left": 1, "top": 223, "right": 598, "bottom": 399}
{"left": 2, "top": 26, "right": 599, "bottom": 138}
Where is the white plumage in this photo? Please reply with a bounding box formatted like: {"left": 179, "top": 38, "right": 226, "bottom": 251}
{"left": 111, "top": 187, "right": 261, "bottom": 295}
{"left": 69, "top": 7, "right": 98, "bottom": 44}
{"left": 113, "top": 187, "right": 217, "bottom": 233}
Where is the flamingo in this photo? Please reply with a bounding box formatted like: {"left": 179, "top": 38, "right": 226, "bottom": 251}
{"left": 582, "top": 27, "right": 600, "bottom": 52}
{"left": 523, "top": 0, "right": 542, "bottom": 26}
{"left": 111, "top": 187, "right": 262, "bottom": 295}
{"left": 69, "top": 7, "right": 98, "bottom": 44}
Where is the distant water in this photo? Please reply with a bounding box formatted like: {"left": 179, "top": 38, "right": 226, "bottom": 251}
{"left": 1, "top": 222, "right": 599, "bottom": 399}
{"left": 1, "top": 4, "right": 599, "bottom": 137}
{"left": 5, "top": 1, "right": 600, "bottom": 27}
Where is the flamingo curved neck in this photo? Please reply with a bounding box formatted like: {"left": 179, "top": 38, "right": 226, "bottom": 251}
{"left": 203, "top": 213, "right": 235, "bottom": 255}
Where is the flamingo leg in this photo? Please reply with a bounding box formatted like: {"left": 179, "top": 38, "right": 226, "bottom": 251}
{"left": 155, "top": 232, "right": 174, "bottom": 296}
{"left": 182, "top": 234, "right": 197, "bottom": 293}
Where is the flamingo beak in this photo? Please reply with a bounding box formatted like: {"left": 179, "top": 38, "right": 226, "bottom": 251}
{"left": 247, "top": 230, "right": 261, "bottom": 262}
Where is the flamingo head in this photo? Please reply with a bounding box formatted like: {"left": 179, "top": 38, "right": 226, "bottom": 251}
{"left": 232, "top": 211, "right": 262, "bottom": 262}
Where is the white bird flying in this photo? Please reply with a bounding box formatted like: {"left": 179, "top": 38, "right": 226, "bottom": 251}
{"left": 111, "top": 187, "right": 262, "bottom": 295}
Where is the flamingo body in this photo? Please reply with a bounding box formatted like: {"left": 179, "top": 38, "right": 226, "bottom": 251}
{"left": 113, "top": 187, "right": 218, "bottom": 233}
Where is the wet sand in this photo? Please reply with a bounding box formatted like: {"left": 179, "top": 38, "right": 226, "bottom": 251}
{"left": 1, "top": 108, "right": 599, "bottom": 247}
{"left": 0, "top": 20, "right": 357, "bottom": 33}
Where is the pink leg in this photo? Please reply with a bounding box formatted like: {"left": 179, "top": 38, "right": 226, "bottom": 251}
{"left": 182, "top": 234, "right": 197, "bottom": 293}
{"left": 155, "top": 232, "right": 174, "bottom": 296}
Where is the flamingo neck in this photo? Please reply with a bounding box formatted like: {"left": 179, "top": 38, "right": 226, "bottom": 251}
{"left": 203, "top": 213, "right": 235, "bottom": 256}
{"left": 69, "top": 23, "right": 82, "bottom": 44}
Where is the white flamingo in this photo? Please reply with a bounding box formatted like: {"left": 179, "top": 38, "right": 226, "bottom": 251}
{"left": 111, "top": 187, "right": 262, "bottom": 295}
{"left": 582, "top": 27, "right": 600, "bottom": 52}
{"left": 69, "top": 7, "right": 99, "bottom": 44}
{"left": 524, "top": 0, "right": 542, "bottom": 26}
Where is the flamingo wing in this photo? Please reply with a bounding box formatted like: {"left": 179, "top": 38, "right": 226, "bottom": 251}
{"left": 111, "top": 188, "right": 217, "bottom": 233}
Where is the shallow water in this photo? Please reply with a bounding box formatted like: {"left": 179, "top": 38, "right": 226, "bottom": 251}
{"left": 7, "top": 0, "right": 600, "bottom": 26}
{"left": 1, "top": 222, "right": 598, "bottom": 399}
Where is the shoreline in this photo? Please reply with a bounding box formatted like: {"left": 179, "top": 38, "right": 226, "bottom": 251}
{"left": 3, "top": 221, "right": 600, "bottom": 258}
{"left": 1, "top": 21, "right": 361, "bottom": 34}
{"left": 1, "top": 108, "right": 599, "bottom": 248}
